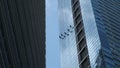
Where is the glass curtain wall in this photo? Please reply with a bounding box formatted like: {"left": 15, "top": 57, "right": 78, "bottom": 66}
{"left": 58, "top": 0, "right": 79, "bottom": 68}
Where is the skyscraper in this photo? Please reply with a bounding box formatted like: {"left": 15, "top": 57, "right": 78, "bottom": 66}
{"left": 0, "top": 0, "right": 45, "bottom": 68}
{"left": 59, "top": 0, "right": 120, "bottom": 68}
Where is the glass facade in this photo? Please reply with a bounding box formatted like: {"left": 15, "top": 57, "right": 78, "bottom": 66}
{"left": 59, "top": 0, "right": 120, "bottom": 68}
{"left": 91, "top": 0, "right": 120, "bottom": 67}
{"left": 58, "top": 0, "right": 79, "bottom": 68}
{"left": 79, "top": 0, "right": 114, "bottom": 68}
{"left": 71, "top": 0, "right": 90, "bottom": 68}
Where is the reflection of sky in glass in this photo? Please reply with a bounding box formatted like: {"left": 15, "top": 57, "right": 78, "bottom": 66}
{"left": 58, "top": 0, "right": 74, "bottom": 33}
{"left": 58, "top": 0, "right": 79, "bottom": 68}
{"left": 79, "top": 0, "right": 101, "bottom": 67}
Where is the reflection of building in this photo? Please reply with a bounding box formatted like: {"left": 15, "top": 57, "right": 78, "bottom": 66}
{"left": 0, "top": 0, "right": 45, "bottom": 68}
{"left": 59, "top": 0, "right": 120, "bottom": 68}
{"left": 71, "top": 0, "right": 90, "bottom": 68}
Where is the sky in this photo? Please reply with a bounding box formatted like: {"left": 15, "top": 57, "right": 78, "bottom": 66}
{"left": 46, "top": 0, "right": 61, "bottom": 68}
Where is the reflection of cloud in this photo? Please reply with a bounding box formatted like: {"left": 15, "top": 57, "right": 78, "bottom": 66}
{"left": 79, "top": 0, "right": 101, "bottom": 67}
{"left": 58, "top": 7, "right": 74, "bottom": 33}
{"left": 64, "top": 9, "right": 73, "bottom": 25}
{"left": 59, "top": 8, "right": 73, "bottom": 24}
{"left": 58, "top": 0, "right": 74, "bottom": 30}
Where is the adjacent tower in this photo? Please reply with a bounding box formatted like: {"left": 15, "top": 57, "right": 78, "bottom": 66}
{"left": 0, "top": 0, "right": 45, "bottom": 68}
{"left": 59, "top": 0, "right": 120, "bottom": 68}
